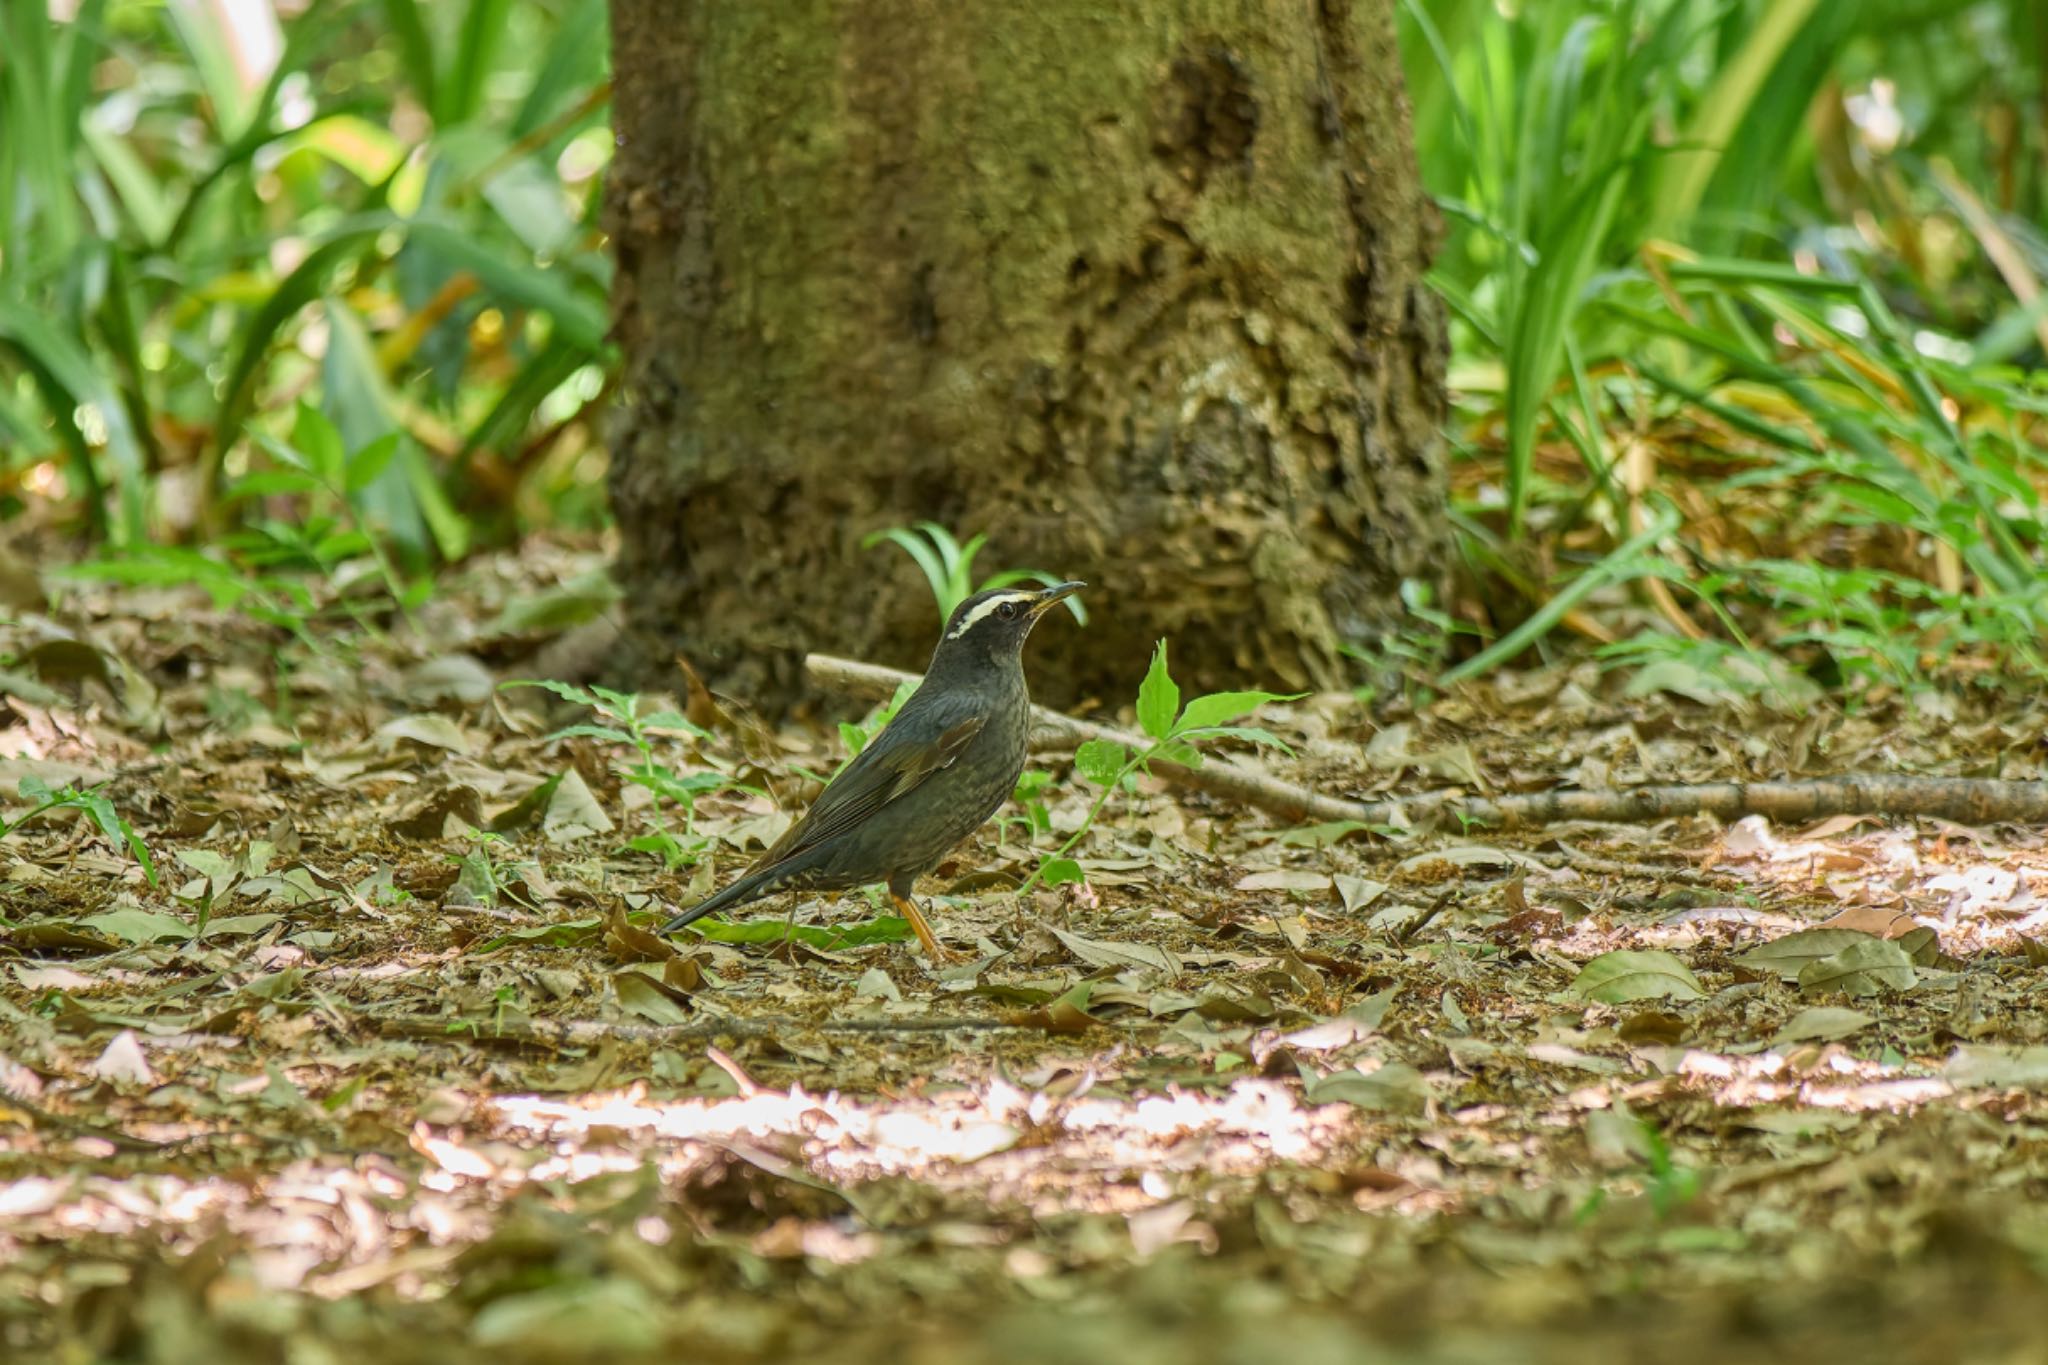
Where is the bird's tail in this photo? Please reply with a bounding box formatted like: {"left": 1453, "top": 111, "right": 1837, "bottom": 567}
{"left": 657, "top": 867, "right": 781, "bottom": 936}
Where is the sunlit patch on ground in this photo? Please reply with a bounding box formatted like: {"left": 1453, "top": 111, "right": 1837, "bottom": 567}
{"left": 7, "top": 550, "right": 2048, "bottom": 1358}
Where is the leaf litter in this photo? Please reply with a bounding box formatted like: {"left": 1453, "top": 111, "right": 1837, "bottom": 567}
{"left": 2, "top": 549, "right": 2048, "bottom": 1359}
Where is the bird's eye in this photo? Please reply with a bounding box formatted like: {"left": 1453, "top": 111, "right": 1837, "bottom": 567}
{"left": 995, "top": 601, "right": 1019, "bottom": 621}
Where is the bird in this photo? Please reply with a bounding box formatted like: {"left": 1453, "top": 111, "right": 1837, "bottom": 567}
{"left": 660, "top": 580, "right": 1084, "bottom": 960}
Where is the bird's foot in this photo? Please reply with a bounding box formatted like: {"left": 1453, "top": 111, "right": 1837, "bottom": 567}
{"left": 892, "top": 893, "right": 965, "bottom": 965}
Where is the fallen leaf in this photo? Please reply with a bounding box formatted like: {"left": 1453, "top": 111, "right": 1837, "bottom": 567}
{"left": 1396, "top": 845, "right": 1546, "bottom": 877}
{"left": 602, "top": 905, "right": 675, "bottom": 962}
{"left": 470, "top": 1277, "right": 664, "bottom": 1354}
{"left": 1569, "top": 950, "right": 1705, "bottom": 1003}
{"left": 854, "top": 967, "right": 902, "bottom": 1002}
{"left": 1049, "top": 927, "right": 1179, "bottom": 978}
{"left": 404, "top": 654, "right": 496, "bottom": 707}
{"left": 79, "top": 907, "right": 189, "bottom": 944}
{"left": 1281, "top": 1016, "right": 1375, "bottom": 1051}
{"left": 1797, "top": 939, "right": 1916, "bottom": 997}
{"left": 12, "top": 964, "right": 97, "bottom": 991}
{"left": 1278, "top": 821, "right": 1371, "bottom": 849}
{"left": 200, "top": 913, "right": 284, "bottom": 940}
{"left": 613, "top": 968, "right": 694, "bottom": 1025}
{"left": 1772, "top": 1006, "right": 1876, "bottom": 1045}
{"left": 1364, "top": 723, "right": 1413, "bottom": 770}
{"left": 1737, "top": 928, "right": 1880, "bottom": 982}
{"left": 1944, "top": 1046, "right": 2048, "bottom": 1089}
{"left": 90, "top": 1030, "right": 156, "bottom": 1086}
{"left": 1617, "top": 1010, "right": 1687, "bottom": 1046}
{"left": 389, "top": 784, "right": 484, "bottom": 840}
{"left": 1234, "top": 868, "right": 1332, "bottom": 894}
{"left": 1127, "top": 1199, "right": 1197, "bottom": 1257}
{"left": 1740, "top": 1108, "right": 1860, "bottom": 1136}
{"left": 1344, "top": 985, "right": 1401, "bottom": 1030}
{"left": 544, "top": 767, "right": 614, "bottom": 842}
{"left": 1304, "top": 1062, "right": 1429, "bottom": 1115}
{"left": 1333, "top": 874, "right": 1388, "bottom": 914}
{"left": 376, "top": 713, "right": 473, "bottom": 755}
{"left": 1817, "top": 905, "right": 1917, "bottom": 938}
{"left": 23, "top": 637, "right": 113, "bottom": 690}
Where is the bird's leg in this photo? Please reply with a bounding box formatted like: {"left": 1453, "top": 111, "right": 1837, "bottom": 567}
{"left": 890, "top": 891, "right": 962, "bottom": 965}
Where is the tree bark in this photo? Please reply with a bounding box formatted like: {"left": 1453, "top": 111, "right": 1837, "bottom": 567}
{"left": 604, "top": 0, "right": 1448, "bottom": 707}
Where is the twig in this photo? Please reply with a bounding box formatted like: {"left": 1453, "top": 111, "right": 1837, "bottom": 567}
{"left": 1539, "top": 844, "right": 1737, "bottom": 886}
{"left": 805, "top": 653, "right": 2048, "bottom": 830}
{"left": 361, "top": 1010, "right": 1025, "bottom": 1049}
{"left": 1432, "top": 779, "right": 2048, "bottom": 829}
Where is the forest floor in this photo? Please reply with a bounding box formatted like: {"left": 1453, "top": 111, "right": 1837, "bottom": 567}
{"left": 4, "top": 543, "right": 2048, "bottom": 1363}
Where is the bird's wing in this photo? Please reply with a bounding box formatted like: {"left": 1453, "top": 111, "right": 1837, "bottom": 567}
{"left": 750, "top": 701, "right": 988, "bottom": 870}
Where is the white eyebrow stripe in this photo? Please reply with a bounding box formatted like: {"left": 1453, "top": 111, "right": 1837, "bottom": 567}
{"left": 946, "top": 592, "right": 1037, "bottom": 639}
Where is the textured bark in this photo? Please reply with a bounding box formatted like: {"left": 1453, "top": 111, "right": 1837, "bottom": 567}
{"left": 605, "top": 0, "right": 1448, "bottom": 706}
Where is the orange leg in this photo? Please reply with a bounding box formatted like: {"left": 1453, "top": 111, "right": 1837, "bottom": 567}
{"left": 891, "top": 891, "right": 962, "bottom": 964}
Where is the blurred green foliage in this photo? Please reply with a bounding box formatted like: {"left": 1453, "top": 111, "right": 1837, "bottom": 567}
{"left": 4, "top": 0, "right": 2047, "bottom": 694}
{"left": 0, "top": 0, "right": 612, "bottom": 561}
{"left": 1400, "top": 0, "right": 2048, "bottom": 691}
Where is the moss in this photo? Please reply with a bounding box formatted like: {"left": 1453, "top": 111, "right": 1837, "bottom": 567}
{"left": 605, "top": 0, "right": 1448, "bottom": 707}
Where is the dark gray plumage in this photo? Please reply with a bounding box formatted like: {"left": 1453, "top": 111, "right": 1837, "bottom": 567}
{"left": 660, "top": 581, "right": 1082, "bottom": 958}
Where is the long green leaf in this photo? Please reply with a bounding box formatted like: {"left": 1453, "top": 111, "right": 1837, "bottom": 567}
{"left": 379, "top": 0, "right": 439, "bottom": 108}
{"left": 214, "top": 222, "right": 391, "bottom": 460}
{"left": 403, "top": 220, "right": 608, "bottom": 349}
{"left": 441, "top": 0, "right": 515, "bottom": 127}
{"left": 1442, "top": 503, "right": 1682, "bottom": 685}
{"left": 1652, "top": 0, "right": 1827, "bottom": 232}
{"left": 0, "top": 300, "right": 149, "bottom": 544}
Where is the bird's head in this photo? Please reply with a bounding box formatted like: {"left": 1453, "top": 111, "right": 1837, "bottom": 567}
{"left": 928, "top": 581, "right": 1084, "bottom": 673}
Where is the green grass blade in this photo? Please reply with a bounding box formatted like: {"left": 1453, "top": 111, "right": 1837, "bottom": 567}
{"left": 403, "top": 220, "right": 609, "bottom": 349}
{"left": 378, "top": 0, "right": 439, "bottom": 107}
{"left": 214, "top": 223, "right": 392, "bottom": 462}
{"left": 1442, "top": 503, "right": 1682, "bottom": 685}
{"left": 1653, "top": 0, "right": 1827, "bottom": 233}
{"left": 441, "top": 0, "right": 515, "bottom": 127}
{"left": 510, "top": 0, "right": 609, "bottom": 139}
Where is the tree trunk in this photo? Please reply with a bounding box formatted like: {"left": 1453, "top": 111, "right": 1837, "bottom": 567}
{"left": 604, "top": 0, "right": 1448, "bottom": 707}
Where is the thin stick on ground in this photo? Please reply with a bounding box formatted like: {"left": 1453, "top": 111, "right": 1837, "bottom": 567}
{"left": 806, "top": 652, "right": 2048, "bottom": 829}
{"left": 361, "top": 1010, "right": 1027, "bottom": 1050}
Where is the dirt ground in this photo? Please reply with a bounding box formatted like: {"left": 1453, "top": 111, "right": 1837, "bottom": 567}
{"left": 4, "top": 546, "right": 2048, "bottom": 1363}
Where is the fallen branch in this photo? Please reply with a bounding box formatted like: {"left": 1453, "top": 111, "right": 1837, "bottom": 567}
{"left": 805, "top": 653, "right": 2048, "bottom": 829}
{"left": 1424, "top": 778, "right": 2048, "bottom": 829}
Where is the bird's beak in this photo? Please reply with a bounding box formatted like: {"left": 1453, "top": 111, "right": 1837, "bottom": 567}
{"left": 1028, "top": 581, "right": 1085, "bottom": 616}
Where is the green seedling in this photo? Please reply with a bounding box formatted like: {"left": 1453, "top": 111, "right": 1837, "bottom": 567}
{"left": 1021, "top": 641, "right": 1298, "bottom": 893}
{"left": 2, "top": 776, "right": 156, "bottom": 889}
{"left": 501, "top": 678, "right": 751, "bottom": 870}
{"left": 865, "top": 522, "right": 1089, "bottom": 626}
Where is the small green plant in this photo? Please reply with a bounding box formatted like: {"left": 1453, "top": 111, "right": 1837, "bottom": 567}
{"left": 66, "top": 405, "right": 434, "bottom": 645}
{"left": 235, "top": 404, "right": 427, "bottom": 616}
{"left": 1020, "top": 642, "right": 1297, "bottom": 892}
{"left": 450, "top": 831, "right": 542, "bottom": 909}
{"left": 864, "top": 522, "right": 1089, "bottom": 625}
{"left": 1341, "top": 580, "right": 1471, "bottom": 708}
{"left": 3, "top": 777, "right": 157, "bottom": 888}
{"left": 1573, "top": 1111, "right": 1702, "bottom": 1226}
{"left": 500, "top": 678, "right": 745, "bottom": 870}
{"left": 997, "top": 769, "right": 1056, "bottom": 847}
{"left": 66, "top": 547, "right": 324, "bottom": 648}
